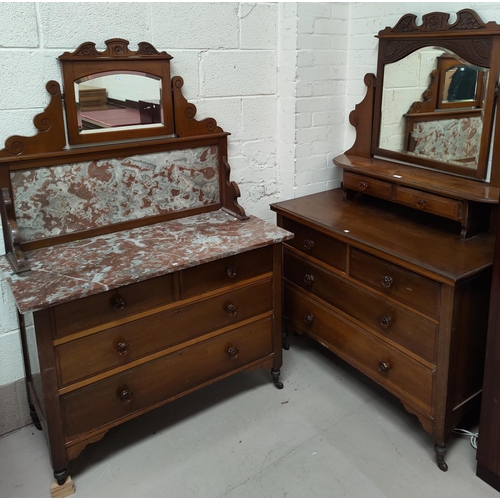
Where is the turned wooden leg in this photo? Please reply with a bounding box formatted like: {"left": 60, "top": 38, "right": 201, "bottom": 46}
{"left": 29, "top": 405, "right": 42, "bottom": 431}
{"left": 271, "top": 369, "right": 284, "bottom": 389}
{"left": 282, "top": 329, "right": 290, "bottom": 350}
{"left": 53, "top": 469, "right": 68, "bottom": 486}
{"left": 435, "top": 443, "right": 448, "bottom": 472}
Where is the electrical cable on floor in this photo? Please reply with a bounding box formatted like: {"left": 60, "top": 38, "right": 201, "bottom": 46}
{"left": 453, "top": 428, "right": 478, "bottom": 450}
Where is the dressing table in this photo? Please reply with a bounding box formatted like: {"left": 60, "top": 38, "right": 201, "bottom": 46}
{"left": 272, "top": 9, "right": 500, "bottom": 471}
{"left": 0, "top": 39, "right": 292, "bottom": 495}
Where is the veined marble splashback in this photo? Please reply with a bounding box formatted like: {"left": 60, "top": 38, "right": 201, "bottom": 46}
{"left": 11, "top": 146, "right": 220, "bottom": 242}
{"left": 411, "top": 116, "right": 482, "bottom": 168}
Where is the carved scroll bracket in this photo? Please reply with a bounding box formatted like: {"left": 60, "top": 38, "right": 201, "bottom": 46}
{"left": 221, "top": 157, "right": 248, "bottom": 221}
{"left": 345, "top": 73, "right": 376, "bottom": 158}
{"left": 0, "top": 187, "right": 30, "bottom": 272}
{"left": 0, "top": 81, "right": 66, "bottom": 159}
{"left": 172, "top": 77, "right": 224, "bottom": 137}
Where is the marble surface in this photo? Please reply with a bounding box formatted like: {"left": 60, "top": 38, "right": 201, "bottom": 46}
{"left": 1, "top": 210, "right": 293, "bottom": 314}
{"left": 11, "top": 146, "right": 220, "bottom": 243}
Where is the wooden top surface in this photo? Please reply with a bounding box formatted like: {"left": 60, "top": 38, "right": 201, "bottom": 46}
{"left": 271, "top": 188, "right": 495, "bottom": 284}
{"left": 334, "top": 154, "right": 500, "bottom": 203}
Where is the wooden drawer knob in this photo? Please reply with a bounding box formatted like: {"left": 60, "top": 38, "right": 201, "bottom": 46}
{"left": 227, "top": 346, "right": 239, "bottom": 359}
{"left": 118, "top": 388, "right": 133, "bottom": 404}
{"left": 304, "top": 314, "right": 314, "bottom": 325}
{"left": 112, "top": 296, "right": 127, "bottom": 311}
{"left": 303, "top": 274, "right": 314, "bottom": 286}
{"left": 416, "top": 199, "right": 427, "bottom": 209}
{"left": 381, "top": 275, "right": 394, "bottom": 288}
{"left": 226, "top": 303, "right": 238, "bottom": 316}
{"left": 358, "top": 181, "right": 368, "bottom": 191}
{"left": 116, "top": 341, "right": 130, "bottom": 356}
{"left": 379, "top": 315, "right": 393, "bottom": 328}
{"left": 303, "top": 239, "right": 315, "bottom": 251}
{"left": 378, "top": 361, "right": 391, "bottom": 373}
{"left": 227, "top": 266, "right": 237, "bottom": 278}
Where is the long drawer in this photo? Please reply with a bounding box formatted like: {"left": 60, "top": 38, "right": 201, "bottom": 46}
{"left": 56, "top": 279, "right": 273, "bottom": 387}
{"left": 284, "top": 285, "right": 434, "bottom": 412}
{"left": 53, "top": 274, "right": 176, "bottom": 338}
{"left": 284, "top": 251, "right": 437, "bottom": 362}
{"left": 62, "top": 317, "right": 274, "bottom": 438}
{"left": 180, "top": 246, "right": 273, "bottom": 298}
{"left": 350, "top": 248, "right": 441, "bottom": 319}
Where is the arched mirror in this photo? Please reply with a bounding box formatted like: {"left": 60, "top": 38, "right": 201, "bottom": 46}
{"left": 372, "top": 10, "right": 500, "bottom": 180}
{"left": 379, "top": 48, "right": 488, "bottom": 172}
{"left": 59, "top": 39, "right": 174, "bottom": 145}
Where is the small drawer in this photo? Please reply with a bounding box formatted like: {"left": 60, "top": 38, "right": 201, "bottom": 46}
{"left": 281, "top": 218, "right": 346, "bottom": 272}
{"left": 180, "top": 246, "right": 272, "bottom": 299}
{"left": 395, "top": 186, "right": 462, "bottom": 221}
{"left": 343, "top": 171, "right": 393, "bottom": 200}
{"left": 284, "top": 251, "right": 437, "bottom": 362}
{"left": 56, "top": 279, "right": 273, "bottom": 386}
{"left": 350, "top": 249, "right": 441, "bottom": 319}
{"left": 53, "top": 275, "right": 176, "bottom": 338}
{"left": 284, "top": 286, "right": 433, "bottom": 412}
{"left": 61, "top": 317, "right": 273, "bottom": 438}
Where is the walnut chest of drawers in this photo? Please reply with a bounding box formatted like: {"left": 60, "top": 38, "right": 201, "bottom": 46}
{"left": 271, "top": 188, "right": 495, "bottom": 470}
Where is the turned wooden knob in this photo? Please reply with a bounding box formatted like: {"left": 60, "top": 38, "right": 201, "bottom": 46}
{"left": 303, "top": 274, "right": 314, "bottom": 286}
{"left": 112, "top": 296, "right": 127, "bottom": 311}
{"left": 381, "top": 275, "right": 394, "bottom": 288}
{"left": 416, "top": 199, "right": 427, "bottom": 209}
{"left": 378, "top": 361, "right": 391, "bottom": 373}
{"left": 227, "top": 346, "right": 239, "bottom": 358}
{"left": 118, "top": 388, "right": 133, "bottom": 404}
{"left": 303, "top": 239, "right": 315, "bottom": 251}
{"left": 379, "top": 315, "right": 393, "bottom": 328}
{"left": 358, "top": 181, "right": 368, "bottom": 191}
{"left": 227, "top": 266, "right": 237, "bottom": 278}
{"left": 226, "top": 303, "right": 238, "bottom": 316}
{"left": 304, "top": 314, "right": 314, "bottom": 325}
{"left": 116, "top": 341, "right": 130, "bottom": 356}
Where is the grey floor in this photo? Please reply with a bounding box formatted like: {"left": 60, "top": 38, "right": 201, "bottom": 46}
{"left": 1, "top": 334, "right": 499, "bottom": 498}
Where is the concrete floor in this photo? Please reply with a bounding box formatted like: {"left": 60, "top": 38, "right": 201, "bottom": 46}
{"left": 1, "top": 334, "right": 499, "bottom": 498}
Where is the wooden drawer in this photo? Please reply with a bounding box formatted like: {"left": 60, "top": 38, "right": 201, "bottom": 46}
{"left": 180, "top": 246, "right": 273, "bottom": 298}
{"left": 284, "top": 251, "right": 437, "bottom": 362}
{"left": 395, "top": 186, "right": 462, "bottom": 221}
{"left": 350, "top": 249, "right": 441, "bottom": 319}
{"left": 62, "top": 317, "right": 274, "bottom": 438}
{"left": 56, "top": 279, "right": 273, "bottom": 387}
{"left": 53, "top": 274, "right": 176, "bottom": 338}
{"left": 281, "top": 218, "right": 346, "bottom": 271}
{"left": 343, "top": 171, "right": 393, "bottom": 200}
{"left": 56, "top": 280, "right": 273, "bottom": 386}
{"left": 284, "top": 286, "right": 433, "bottom": 412}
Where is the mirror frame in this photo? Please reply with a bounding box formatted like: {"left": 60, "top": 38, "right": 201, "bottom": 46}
{"left": 59, "top": 38, "right": 174, "bottom": 145}
{"left": 372, "top": 9, "right": 500, "bottom": 180}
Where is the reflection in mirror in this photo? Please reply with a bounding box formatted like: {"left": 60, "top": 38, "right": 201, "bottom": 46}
{"left": 75, "top": 71, "right": 162, "bottom": 133}
{"left": 379, "top": 48, "right": 488, "bottom": 170}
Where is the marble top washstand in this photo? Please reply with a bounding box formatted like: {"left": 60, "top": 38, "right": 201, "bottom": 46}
{"left": 1, "top": 210, "right": 293, "bottom": 314}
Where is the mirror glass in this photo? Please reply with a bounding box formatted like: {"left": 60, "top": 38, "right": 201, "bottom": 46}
{"left": 75, "top": 71, "right": 163, "bottom": 134}
{"left": 379, "top": 47, "right": 488, "bottom": 170}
